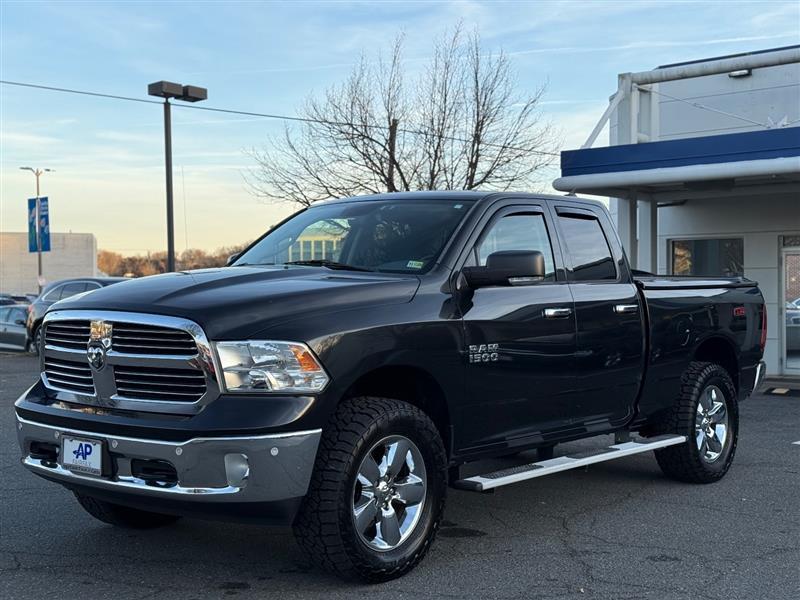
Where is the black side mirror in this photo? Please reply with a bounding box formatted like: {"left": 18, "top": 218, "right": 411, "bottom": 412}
{"left": 226, "top": 252, "right": 241, "bottom": 266}
{"left": 15, "top": 319, "right": 26, "bottom": 326}
{"left": 462, "top": 250, "right": 546, "bottom": 289}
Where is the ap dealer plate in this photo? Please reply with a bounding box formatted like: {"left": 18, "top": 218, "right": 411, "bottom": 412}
{"left": 61, "top": 436, "right": 104, "bottom": 476}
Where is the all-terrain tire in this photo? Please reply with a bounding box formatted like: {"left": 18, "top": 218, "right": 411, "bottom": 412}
{"left": 74, "top": 492, "right": 181, "bottom": 529}
{"left": 293, "top": 397, "right": 447, "bottom": 582}
{"left": 654, "top": 361, "right": 738, "bottom": 484}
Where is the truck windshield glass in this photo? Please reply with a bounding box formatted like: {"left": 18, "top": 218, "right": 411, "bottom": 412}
{"left": 235, "top": 199, "right": 475, "bottom": 273}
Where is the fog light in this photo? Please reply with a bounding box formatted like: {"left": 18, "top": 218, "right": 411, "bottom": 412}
{"left": 224, "top": 453, "right": 250, "bottom": 488}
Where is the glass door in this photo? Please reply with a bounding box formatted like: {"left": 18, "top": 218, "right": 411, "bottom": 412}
{"left": 783, "top": 248, "right": 800, "bottom": 375}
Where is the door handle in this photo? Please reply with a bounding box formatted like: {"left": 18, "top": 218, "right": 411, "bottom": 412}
{"left": 544, "top": 307, "right": 573, "bottom": 319}
{"left": 614, "top": 304, "right": 639, "bottom": 314}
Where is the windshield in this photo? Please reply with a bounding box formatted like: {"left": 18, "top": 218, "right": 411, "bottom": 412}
{"left": 235, "top": 199, "right": 475, "bottom": 273}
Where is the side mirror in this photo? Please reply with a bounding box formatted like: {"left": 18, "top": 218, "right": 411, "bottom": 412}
{"left": 461, "top": 250, "right": 546, "bottom": 289}
{"left": 14, "top": 319, "right": 26, "bottom": 326}
{"left": 226, "top": 252, "right": 241, "bottom": 266}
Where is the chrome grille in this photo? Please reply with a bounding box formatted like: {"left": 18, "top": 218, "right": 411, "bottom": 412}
{"left": 111, "top": 323, "right": 197, "bottom": 356}
{"left": 41, "top": 310, "right": 218, "bottom": 416}
{"left": 43, "top": 357, "right": 95, "bottom": 395}
{"left": 114, "top": 365, "right": 207, "bottom": 402}
{"left": 44, "top": 320, "right": 90, "bottom": 350}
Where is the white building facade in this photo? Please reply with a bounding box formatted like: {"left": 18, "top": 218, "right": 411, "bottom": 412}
{"left": 0, "top": 232, "right": 98, "bottom": 295}
{"left": 554, "top": 46, "right": 800, "bottom": 377}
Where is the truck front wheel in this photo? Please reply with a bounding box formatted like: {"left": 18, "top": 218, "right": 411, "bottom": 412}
{"left": 74, "top": 492, "right": 181, "bottom": 529}
{"left": 654, "top": 361, "right": 738, "bottom": 484}
{"left": 293, "top": 397, "right": 447, "bottom": 582}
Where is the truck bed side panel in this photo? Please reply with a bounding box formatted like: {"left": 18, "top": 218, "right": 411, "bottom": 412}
{"left": 636, "top": 284, "right": 765, "bottom": 424}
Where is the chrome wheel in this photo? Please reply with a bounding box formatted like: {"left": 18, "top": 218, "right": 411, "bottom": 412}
{"left": 695, "top": 385, "right": 729, "bottom": 463}
{"left": 352, "top": 435, "right": 427, "bottom": 552}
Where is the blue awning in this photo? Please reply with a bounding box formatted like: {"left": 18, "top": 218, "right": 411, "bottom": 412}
{"left": 560, "top": 127, "right": 800, "bottom": 177}
{"left": 553, "top": 127, "right": 800, "bottom": 196}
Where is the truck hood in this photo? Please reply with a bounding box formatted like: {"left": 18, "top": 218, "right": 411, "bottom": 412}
{"left": 53, "top": 266, "right": 420, "bottom": 339}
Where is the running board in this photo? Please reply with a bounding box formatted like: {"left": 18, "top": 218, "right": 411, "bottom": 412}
{"left": 453, "top": 434, "right": 686, "bottom": 492}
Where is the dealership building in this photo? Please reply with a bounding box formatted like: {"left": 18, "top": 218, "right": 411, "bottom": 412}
{"left": 0, "top": 232, "right": 98, "bottom": 295}
{"left": 554, "top": 45, "right": 800, "bottom": 377}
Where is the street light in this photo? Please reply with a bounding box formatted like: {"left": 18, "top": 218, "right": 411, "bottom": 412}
{"left": 20, "top": 166, "right": 54, "bottom": 292}
{"left": 147, "top": 81, "right": 208, "bottom": 272}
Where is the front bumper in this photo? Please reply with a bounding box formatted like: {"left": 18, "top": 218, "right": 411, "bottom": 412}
{"left": 16, "top": 414, "right": 321, "bottom": 506}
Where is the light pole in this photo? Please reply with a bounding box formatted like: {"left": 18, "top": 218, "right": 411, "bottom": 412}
{"left": 20, "top": 166, "right": 53, "bottom": 292}
{"left": 147, "top": 81, "right": 207, "bottom": 272}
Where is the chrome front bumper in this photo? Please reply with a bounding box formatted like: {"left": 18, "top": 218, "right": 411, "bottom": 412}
{"left": 17, "top": 415, "right": 321, "bottom": 503}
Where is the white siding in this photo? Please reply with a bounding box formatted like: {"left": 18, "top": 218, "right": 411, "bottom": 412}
{"left": 656, "top": 63, "right": 800, "bottom": 140}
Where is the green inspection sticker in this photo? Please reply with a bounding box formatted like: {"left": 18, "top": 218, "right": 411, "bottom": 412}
{"left": 406, "top": 260, "right": 424, "bottom": 269}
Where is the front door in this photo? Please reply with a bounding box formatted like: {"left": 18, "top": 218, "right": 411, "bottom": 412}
{"left": 782, "top": 248, "right": 800, "bottom": 375}
{"left": 460, "top": 205, "right": 577, "bottom": 452}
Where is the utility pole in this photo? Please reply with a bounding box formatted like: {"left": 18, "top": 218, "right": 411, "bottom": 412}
{"left": 163, "top": 98, "right": 175, "bottom": 272}
{"left": 147, "top": 81, "right": 207, "bottom": 272}
{"left": 19, "top": 167, "right": 53, "bottom": 293}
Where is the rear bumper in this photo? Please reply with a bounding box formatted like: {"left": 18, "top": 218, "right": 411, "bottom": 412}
{"left": 16, "top": 413, "right": 321, "bottom": 521}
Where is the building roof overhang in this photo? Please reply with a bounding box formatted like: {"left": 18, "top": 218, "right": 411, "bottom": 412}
{"left": 553, "top": 127, "right": 800, "bottom": 197}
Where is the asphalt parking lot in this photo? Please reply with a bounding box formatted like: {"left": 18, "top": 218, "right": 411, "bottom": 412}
{"left": 1, "top": 352, "right": 798, "bottom": 600}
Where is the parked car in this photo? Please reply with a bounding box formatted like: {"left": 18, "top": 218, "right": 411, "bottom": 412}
{"left": 26, "top": 277, "right": 126, "bottom": 354}
{"left": 0, "top": 304, "right": 30, "bottom": 351}
{"left": 0, "top": 293, "right": 32, "bottom": 305}
{"left": 0, "top": 294, "right": 18, "bottom": 306}
{"left": 787, "top": 299, "right": 800, "bottom": 324}
{"left": 15, "top": 192, "right": 766, "bottom": 582}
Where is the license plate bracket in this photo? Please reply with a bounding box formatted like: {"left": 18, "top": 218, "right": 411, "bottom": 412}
{"left": 60, "top": 436, "right": 105, "bottom": 477}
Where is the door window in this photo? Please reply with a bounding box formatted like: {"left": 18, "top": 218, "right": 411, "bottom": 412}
{"left": 9, "top": 308, "right": 26, "bottom": 324}
{"left": 0, "top": 308, "right": 10, "bottom": 323}
{"left": 475, "top": 214, "right": 556, "bottom": 280}
{"left": 58, "top": 282, "right": 88, "bottom": 300}
{"left": 557, "top": 216, "right": 617, "bottom": 281}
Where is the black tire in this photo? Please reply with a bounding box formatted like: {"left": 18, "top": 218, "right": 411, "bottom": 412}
{"left": 293, "top": 397, "right": 447, "bottom": 582}
{"left": 74, "top": 492, "right": 181, "bottom": 529}
{"left": 654, "top": 361, "right": 738, "bottom": 484}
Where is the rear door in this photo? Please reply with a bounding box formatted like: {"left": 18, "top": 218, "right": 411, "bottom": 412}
{"left": 5, "top": 307, "right": 28, "bottom": 348}
{"left": 0, "top": 308, "right": 11, "bottom": 347}
{"left": 459, "top": 202, "right": 578, "bottom": 451}
{"left": 552, "top": 204, "right": 645, "bottom": 431}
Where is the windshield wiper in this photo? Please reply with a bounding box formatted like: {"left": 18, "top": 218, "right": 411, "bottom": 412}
{"left": 283, "top": 260, "right": 373, "bottom": 272}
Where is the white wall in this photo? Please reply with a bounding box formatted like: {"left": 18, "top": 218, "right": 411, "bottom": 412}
{"left": 657, "top": 192, "right": 799, "bottom": 375}
{"left": 656, "top": 62, "right": 800, "bottom": 140}
{"left": 0, "top": 232, "right": 97, "bottom": 294}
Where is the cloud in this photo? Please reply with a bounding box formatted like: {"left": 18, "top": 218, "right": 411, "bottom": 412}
{"left": 1, "top": 131, "right": 62, "bottom": 146}
{"left": 507, "top": 33, "right": 800, "bottom": 58}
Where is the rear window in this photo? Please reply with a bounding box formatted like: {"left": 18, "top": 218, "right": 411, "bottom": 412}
{"left": 558, "top": 216, "right": 617, "bottom": 281}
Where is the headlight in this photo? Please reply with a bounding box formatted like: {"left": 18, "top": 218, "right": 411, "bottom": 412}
{"left": 214, "top": 341, "right": 329, "bottom": 393}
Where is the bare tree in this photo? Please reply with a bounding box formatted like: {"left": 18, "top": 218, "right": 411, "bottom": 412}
{"left": 248, "top": 27, "right": 558, "bottom": 207}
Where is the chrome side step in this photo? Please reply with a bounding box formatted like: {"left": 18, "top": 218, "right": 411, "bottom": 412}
{"left": 453, "top": 434, "right": 686, "bottom": 492}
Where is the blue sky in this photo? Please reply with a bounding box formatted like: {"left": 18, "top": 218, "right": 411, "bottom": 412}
{"left": 1, "top": 0, "right": 798, "bottom": 254}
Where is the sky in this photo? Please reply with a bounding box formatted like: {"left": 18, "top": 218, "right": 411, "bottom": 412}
{"left": 1, "top": 0, "right": 798, "bottom": 255}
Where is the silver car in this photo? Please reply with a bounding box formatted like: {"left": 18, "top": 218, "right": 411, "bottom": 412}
{"left": 0, "top": 304, "right": 30, "bottom": 351}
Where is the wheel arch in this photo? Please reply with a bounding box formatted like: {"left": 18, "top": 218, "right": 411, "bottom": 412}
{"left": 693, "top": 335, "right": 739, "bottom": 393}
{"left": 343, "top": 365, "right": 452, "bottom": 457}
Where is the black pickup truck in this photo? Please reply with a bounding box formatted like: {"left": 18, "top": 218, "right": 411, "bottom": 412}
{"left": 15, "top": 191, "right": 766, "bottom": 582}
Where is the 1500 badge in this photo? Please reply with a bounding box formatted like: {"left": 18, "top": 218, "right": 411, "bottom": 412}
{"left": 469, "top": 344, "right": 499, "bottom": 363}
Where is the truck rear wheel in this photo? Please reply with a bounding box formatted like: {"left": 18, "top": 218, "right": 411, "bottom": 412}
{"left": 293, "top": 397, "right": 447, "bottom": 582}
{"left": 654, "top": 362, "right": 738, "bottom": 484}
{"left": 74, "top": 492, "right": 181, "bottom": 529}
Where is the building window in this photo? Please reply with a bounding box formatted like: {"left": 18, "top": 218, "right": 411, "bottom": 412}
{"left": 671, "top": 238, "right": 744, "bottom": 277}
